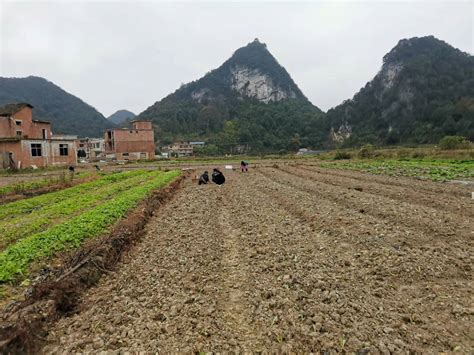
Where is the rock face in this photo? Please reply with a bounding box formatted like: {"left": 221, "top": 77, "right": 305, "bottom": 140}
{"left": 326, "top": 36, "right": 474, "bottom": 146}
{"left": 181, "top": 38, "right": 306, "bottom": 104}
{"left": 230, "top": 65, "right": 298, "bottom": 103}
{"left": 380, "top": 62, "right": 403, "bottom": 90}
{"left": 137, "top": 39, "right": 324, "bottom": 152}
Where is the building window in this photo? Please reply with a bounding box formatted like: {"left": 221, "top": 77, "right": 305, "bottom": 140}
{"left": 15, "top": 120, "right": 21, "bottom": 126}
{"left": 16, "top": 131, "right": 22, "bottom": 137}
{"left": 42, "top": 129, "right": 47, "bottom": 139}
{"left": 31, "top": 143, "right": 42, "bottom": 157}
{"left": 59, "top": 144, "right": 69, "bottom": 156}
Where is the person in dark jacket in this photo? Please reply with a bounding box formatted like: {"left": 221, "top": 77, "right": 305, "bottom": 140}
{"left": 211, "top": 168, "right": 225, "bottom": 185}
{"left": 198, "top": 171, "right": 209, "bottom": 185}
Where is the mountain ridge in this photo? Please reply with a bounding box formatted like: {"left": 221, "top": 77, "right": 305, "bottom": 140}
{"left": 138, "top": 39, "right": 326, "bottom": 152}
{"left": 327, "top": 35, "right": 474, "bottom": 146}
{"left": 0, "top": 76, "right": 115, "bottom": 137}
{"left": 107, "top": 109, "right": 136, "bottom": 126}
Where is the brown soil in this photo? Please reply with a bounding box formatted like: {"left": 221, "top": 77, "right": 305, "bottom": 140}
{"left": 0, "top": 174, "right": 99, "bottom": 205}
{"left": 0, "top": 174, "right": 186, "bottom": 353}
{"left": 37, "top": 166, "right": 472, "bottom": 353}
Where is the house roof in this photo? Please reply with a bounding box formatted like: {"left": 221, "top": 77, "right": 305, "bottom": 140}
{"left": 0, "top": 103, "right": 34, "bottom": 116}
{"left": 32, "top": 119, "right": 51, "bottom": 124}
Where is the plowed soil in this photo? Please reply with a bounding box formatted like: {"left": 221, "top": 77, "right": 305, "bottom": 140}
{"left": 42, "top": 165, "right": 473, "bottom": 353}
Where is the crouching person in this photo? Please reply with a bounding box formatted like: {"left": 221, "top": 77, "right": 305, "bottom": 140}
{"left": 211, "top": 168, "right": 225, "bottom": 185}
{"left": 199, "top": 171, "right": 209, "bottom": 185}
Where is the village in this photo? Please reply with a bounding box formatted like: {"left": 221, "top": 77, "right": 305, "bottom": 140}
{"left": 0, "top": 102, "right": 205, "bottom": 170}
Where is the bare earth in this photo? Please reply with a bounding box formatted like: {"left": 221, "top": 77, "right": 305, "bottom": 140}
{"left": 42, "top": 164, "right": 473, "bottom": 353}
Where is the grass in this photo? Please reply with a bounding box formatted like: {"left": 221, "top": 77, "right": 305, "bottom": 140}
{"left": 0, "top": 171, "right": 92, "bottom": 196}
{"left": 0, "top": 170, "right": 180, "bottom": 282}
{"left": 318, "top": 159, "right": 474, "bottom": 181}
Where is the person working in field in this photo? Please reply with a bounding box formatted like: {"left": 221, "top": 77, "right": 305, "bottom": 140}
{"left": 240, "top": 160, "right": 248, "bottom": 172}
{"left": 211, "top": 168, "right": 225, "bottom": 185}
{"left": 198, "top": 171, "right": 209, "bottom": 185}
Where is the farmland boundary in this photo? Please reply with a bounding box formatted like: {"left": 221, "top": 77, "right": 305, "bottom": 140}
{"left": 0, "top": 172, "right": 188, "bottom": 353}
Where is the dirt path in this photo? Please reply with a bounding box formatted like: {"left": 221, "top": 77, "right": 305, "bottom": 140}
{"left": 42, "top": 167, "right": 473, "bottom": 353}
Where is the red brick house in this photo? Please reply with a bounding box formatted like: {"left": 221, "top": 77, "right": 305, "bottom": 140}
{"left": 0, "top": 103, "right": 77, "bottom": 169}
{"left": 104, "top": 120, "right": 155, "bottom": 160}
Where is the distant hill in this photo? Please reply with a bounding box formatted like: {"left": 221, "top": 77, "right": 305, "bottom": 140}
{"left": 0, "top": 76, "right": 115, "bottom": 137}
{"left": 138, "top": 39, "right": 326, "bottom": 153}
{"left": 327, "top": 36, "right": 474, "bottom": 146}
{"left": 107, "top": 109, "right": 136, "bottom": 126}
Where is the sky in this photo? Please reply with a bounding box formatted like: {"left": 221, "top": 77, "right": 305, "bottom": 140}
{"left": 0, "top": 0, "right": 472, "bottom": 117}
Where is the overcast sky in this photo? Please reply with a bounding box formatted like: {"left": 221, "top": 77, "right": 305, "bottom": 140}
{"left": 0, "top": 0, "right": 472, "bottom": 117}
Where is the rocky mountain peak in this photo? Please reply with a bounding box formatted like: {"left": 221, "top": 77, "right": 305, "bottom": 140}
{"left": 183, "top": 39, "right": 307, "bottom": 104}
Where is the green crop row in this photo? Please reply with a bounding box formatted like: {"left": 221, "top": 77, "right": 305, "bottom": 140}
{"left": 0, "top": 172, "right": 92, "bottom": 196}
{"left": 0, "top": 170, "right": 146, "bottom": 220}
{"left": 0, "top": 170, "right": 181, "bottom": 282}
{"left": 319, "top": 159, "right": 474, "bottom": 181}
{"left": 0, "top": 170, "right": 160, "bottom": 251}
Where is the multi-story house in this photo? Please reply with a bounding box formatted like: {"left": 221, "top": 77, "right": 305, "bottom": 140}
{"left": 104, "top": 120, "right": 155, "bottom": 160}
{"left": 0, "top": 103, "right": 77, "bottom": 169}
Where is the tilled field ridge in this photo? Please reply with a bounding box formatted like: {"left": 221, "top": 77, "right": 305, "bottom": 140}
{"left": 43, "top": 167, "right": 473, "bottom": 353}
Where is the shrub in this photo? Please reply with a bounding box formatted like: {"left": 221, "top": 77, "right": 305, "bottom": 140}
{"left": 358, "top": 144, "right": 375, "bottom": 158}
{"left": 334, "top": 151, "right": 351, "bottom": 160}
{"left": 439, "top": 136, "right": 471, "bottom": 150}
{"left": 396, "top": 149, "right": 411, "bottom": 158}
{"left": 411, "top": 150, "right": 427, "bottom": 159}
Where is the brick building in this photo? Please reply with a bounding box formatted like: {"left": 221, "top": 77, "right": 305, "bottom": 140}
{"left": 104, "top": 120, "right": 155, "bottom": 160}
{"left": 0, "top": 103, "right": 77, "bottom": 169}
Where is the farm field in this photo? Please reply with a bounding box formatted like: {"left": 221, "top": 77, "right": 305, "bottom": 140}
{"left": 40, "top": 162, "right": 473, "bottom": 353}
{"left": 317, "top": 158, "right": 474, "bottom": 182}
{"left": 0, "top": 169, "right": 180, "bottom": 286}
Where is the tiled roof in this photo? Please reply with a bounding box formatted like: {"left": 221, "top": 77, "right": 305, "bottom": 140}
{"left": 0, "top": 103, "right": 33, "bottom": 116}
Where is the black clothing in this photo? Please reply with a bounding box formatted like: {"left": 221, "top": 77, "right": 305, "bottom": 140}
{"left": 212, "top": 170, "right": 225, "bottom": 185}
{"left": 199, "top": 172, "right": 209, "bottom": 185}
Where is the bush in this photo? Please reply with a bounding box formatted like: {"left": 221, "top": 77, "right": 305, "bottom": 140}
{"left": 439, "top": 136, "right": 471, "bottom": 150}
{"left": 411, "top": 150, "right": 427, "bottom": 159}
{"left": 396, "top": 149, "right": 411, "bottom": 158}
{"left": 358, "top": 144, "right": 375, "bottom": 158}
{"left": 334, "top": 151, "right": 351, "bottom": 160}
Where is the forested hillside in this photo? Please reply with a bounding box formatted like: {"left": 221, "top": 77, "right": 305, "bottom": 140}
{"left": 138, "top": 39, "right": 327, "bottom": 153}
{"left": 327, "top": 36, "right": 474, "bottom": 146}
{"left": 0, "top": 76, "right": 114, "bottom": 137}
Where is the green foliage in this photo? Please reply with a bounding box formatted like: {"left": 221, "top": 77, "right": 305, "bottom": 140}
{"left": 438, "top": 135, "right": 471, "bottom": 150}
{"left": 0, "top": 171, "right": 157, "bottom": 250}
{"left": 0, "top": 172, "right": 90, "bottom": 196}
{"left": 0, "top": 170, "right": 144, "bottom": 220}
{"left": 194, "top": 144, "right": 222, "bottom": 156}
{"left": 320, "top": 159, "right": 474, "bottom": 181}
{"left": 137, "top": 39, "right": 327, "bottom": 153}
{"left": 334, "top": 151, "right": 351, "bottom": 160}
{"left": 0, "top": 76, "right": 115, "bottom": 137}
{"left": 107, "top": 109, "right": 136, "bottom": 125}
{"left": 0, "top": 170, "right": 180, "bottom": 282}
{"left": 327, "top": 36, "right": 474, "bottom": 146}
{"left": 358, "top": 144, "right": 376, "bottom": 158}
